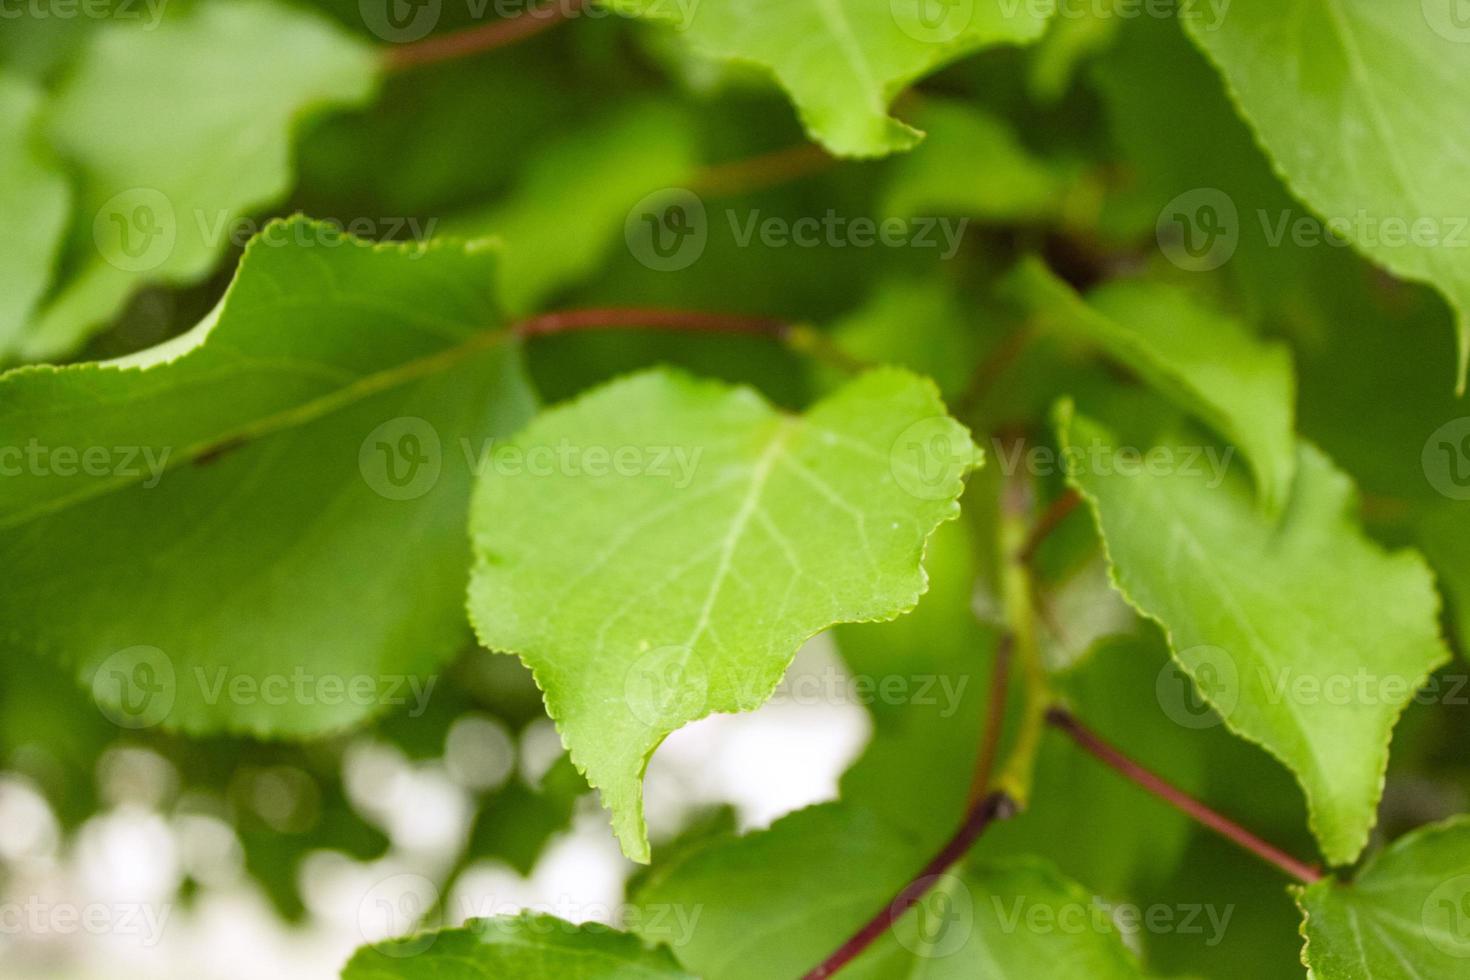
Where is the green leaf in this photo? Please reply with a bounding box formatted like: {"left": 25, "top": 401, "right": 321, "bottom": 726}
{"left": 632, "top": 802, "right": 1146, "bottom": 979}
{"left": 1057, "top": 399, "right": 1450, "bottom": 865}
{"left": 341, "top": 913, "right": 694, "bottom": 979}
{"left": 25, "top": 0, "right": 379, "bottom": 360}
{"left": 0, "top": 217, "right": 536, "bottom": 737}
{"left": 1183, "top": 0, "right": 1470, "bottom": 390}
{"left": 1296, "top": 817, "right": 1470, "bottom": 979}
{"left": 883, "top": 100, "right": 1071, "bottom": 223}
{"left": 444, "top": 100, "right": 699, "bottom": 316}
{"left": 467, "top": 366, "right": 981, "bottom": 860}
{"left": 0, "top": 74, "right": 69, "bottom": 358}
{"left": 603, "top": 0, "right": 1055, "bottom": 157}
{"left": 1012, "top": 258, "right": 1297, "bottom": 510}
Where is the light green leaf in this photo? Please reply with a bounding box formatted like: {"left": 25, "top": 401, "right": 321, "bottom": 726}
{"left": 25, "top": 0, "right": 379, "bottom": 360}
{"left": 1013, "top": 258, "right": 1296, "bottom": 510}
{"left": 632, "top": 802, "right": 1147, "bottom": 979}
{"left": 0, "top": 217, "right": 536, "bottom": 737}
{"left": 1057, "top": 399, "right": 1450, "bottom": 865}
{"left": 602, "top": 0, "right": 1055, "bottom": 157}
{"left": 341, "top": 913, "right": 694, "bottom": 979}
{"left": 444, "top": 100, "right": 699, "bottom": 316}
{"left": 883, "top": 100, "right": 1071, "bottom": 223}
{"left": 467, "top": 367, "right": 981, "bottom": 860}
{"left": 1296, "top": 817, "right": 1470, "bottom": 979}
{"left": 0, "top": 74, "right": 69, "bottom": 358}
{"left": 1183, "top": 0, "right": 1470, "bottom": 389}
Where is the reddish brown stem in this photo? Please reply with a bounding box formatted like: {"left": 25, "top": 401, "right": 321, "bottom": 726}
{"left": 690, "top": 143, "right": 834, "bottom": 198}
{"left": 801, "top": 791, "right": 1017, "bottom": 980}
{"left": 1046, "top": 707, "right": 1323, "bottom": 884}
{"left": 383, "top": 0, "right": 583, "bottom": 72}
{"left": 1016, "top": 488, "right": 1081, "bottom": 564}
{"left": 969, "top": 633, "right": 1014, "bottom": 806}
{"left": 511, "top": 307, "right": 789, "bottom": 340}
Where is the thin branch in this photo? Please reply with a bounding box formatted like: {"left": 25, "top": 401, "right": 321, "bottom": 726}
{"left": 1016, "top": 488, "right": 1081, "bottom": 564}
{"left": 800, "top": 791, "right": 1017, "bottom": 980}
{"left": 1046, "top": 707, "right": 1323, "bottom": 885}
{"left": 689, "top": 143, "right": 834, "bottom": 197}
{"left": 511, "top": 306, "right": 790, "bottom": 340}
{"left": 383, "top": 0, "right": 583, "bottom": 72}
{"left": 968, "top": 633, "right": 1014, "bottom": 806}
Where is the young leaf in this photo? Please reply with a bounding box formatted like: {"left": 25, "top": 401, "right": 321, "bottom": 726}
{"left": 1183, "top": 0, "right": 1470, "bottom": 389}
{"left": 602, "top": 0, "right": 1055, "bottom": 157}
{"left": 25, "top": 1, "right": 379, "bottom": 360}
{"left": 0, "top": 74, "right": 69, "bottom": 359}
{"left": 1057, "top": 399, "right": 1450, "bottom": 865}
{"left": 1296, "top": 817, "right": 1470, "bottom": 979}
{"left": 0, "top": 217, "right": 536, "bottom": 736}
{"left": 1012, "top": 258, "right": 1296, "bottom": 510}
{"left": 341, "top": 913, "right": 694, "bottom": 979}
{"left": 632, "top": 802, "right": 1146, "bottom": 978}
{"left": 467, "top": 367, "right": 981, "bottom": 860}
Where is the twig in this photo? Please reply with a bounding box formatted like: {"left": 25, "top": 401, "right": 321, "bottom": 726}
{"left": 968, "top": 633, "right": 1014, "bottom": 806}
{"left": 800, "top": 791, "right": 1017, "bottom": 979}
{"left": 383, "top": 0, "right": 583, "bottom": 72}
{"left": 1046, "top": 707, "right": 1323, "bottom": 884}
{"left": 689, "top": 143, "right": 834, "bottom": 197}
{"left": 1015, "top": 488, "right": 1081, "bottom": 564}
{"left": 512, "top": 307, "right": 789, "bottom": 340}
